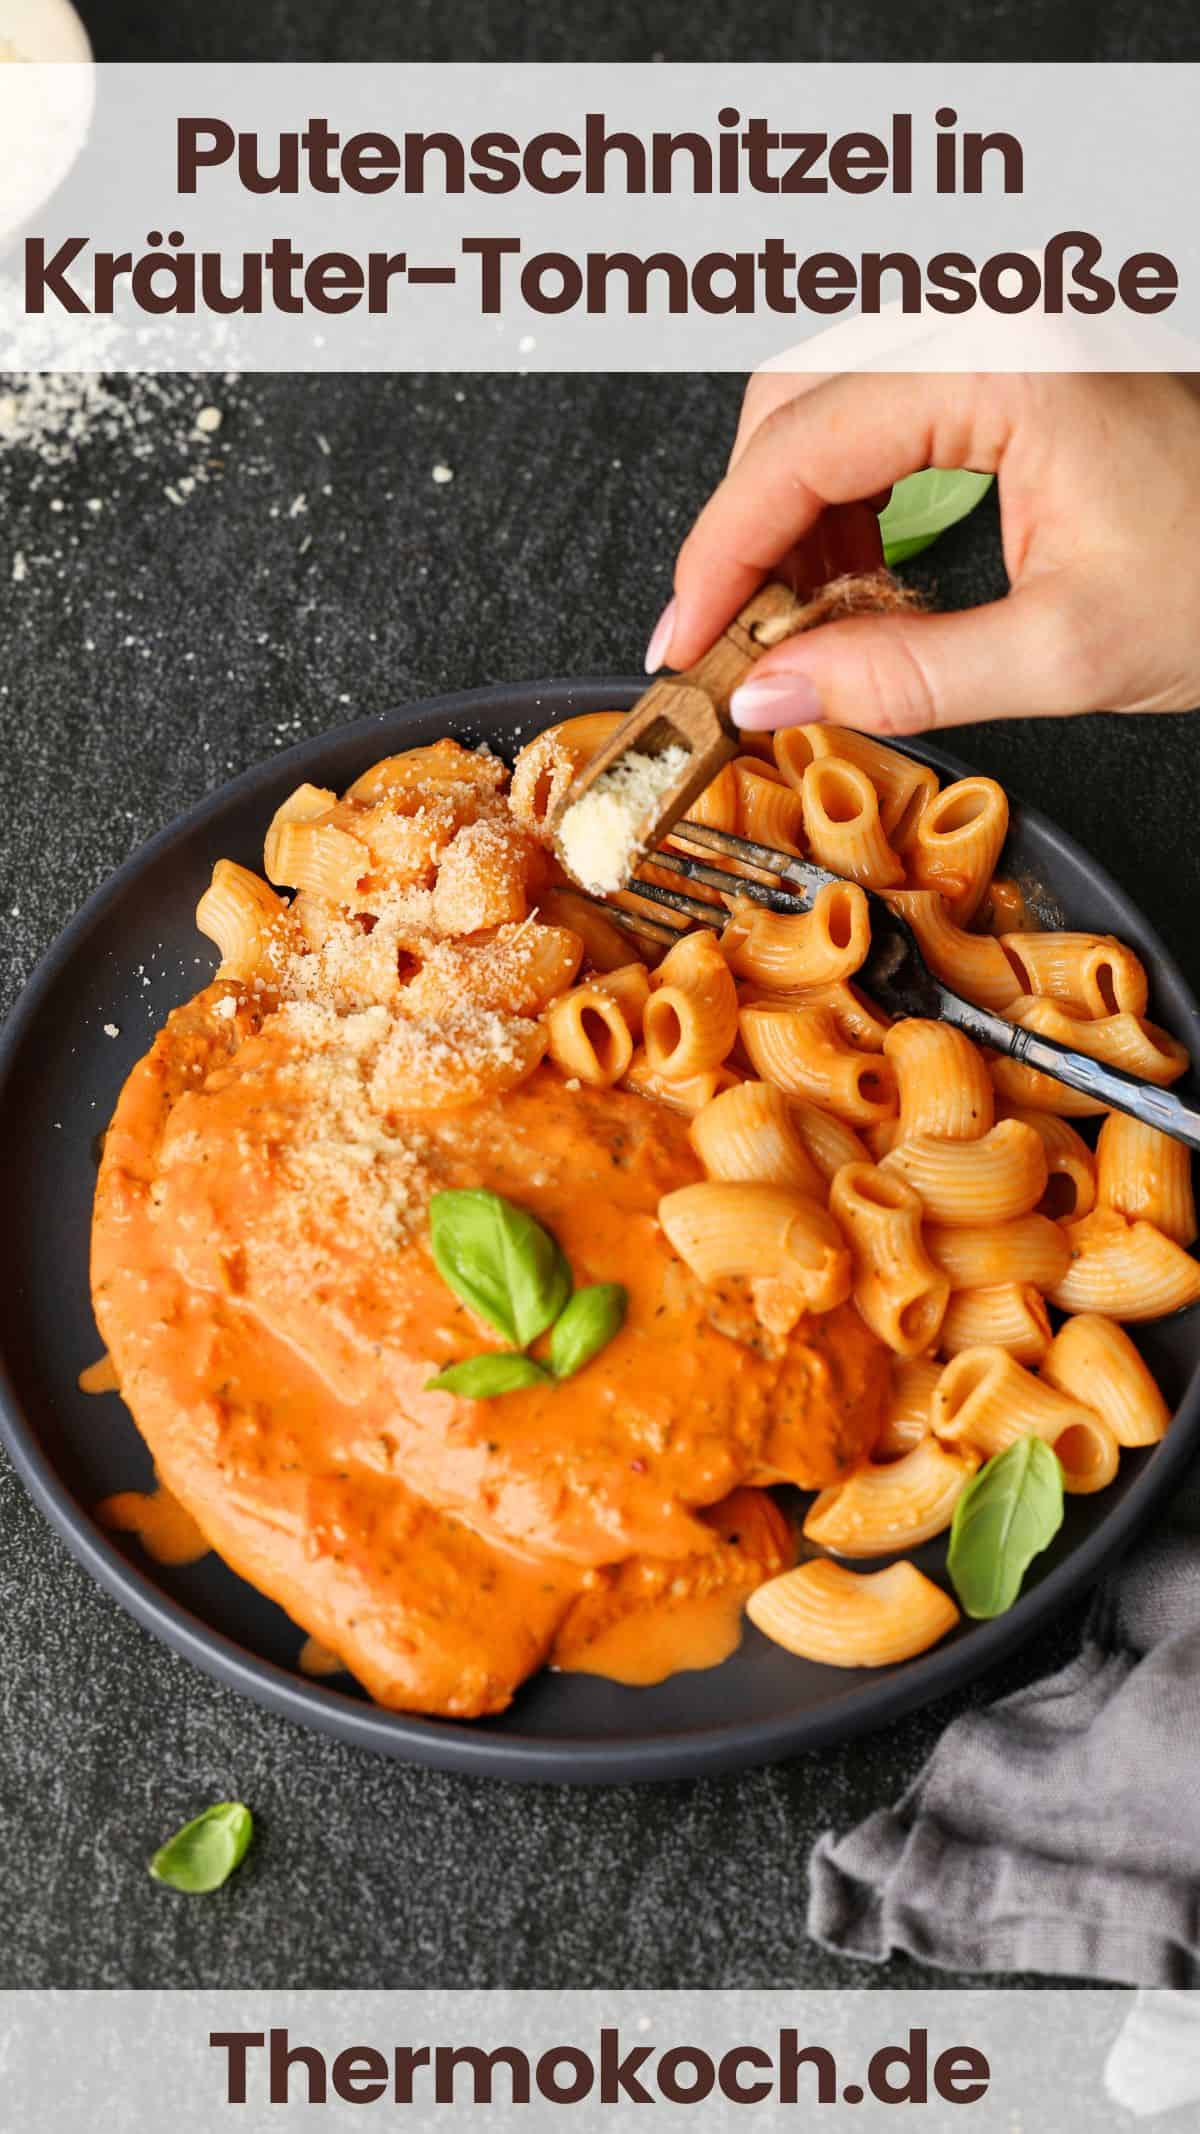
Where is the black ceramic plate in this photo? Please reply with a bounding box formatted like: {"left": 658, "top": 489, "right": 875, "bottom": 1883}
{"left": 3, "top": 679, "right": 1199, "bottom": 1783}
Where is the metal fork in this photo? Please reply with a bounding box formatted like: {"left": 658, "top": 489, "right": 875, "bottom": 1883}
{"left": 601, "top": 819, "right": 1200, "bottom": 1155}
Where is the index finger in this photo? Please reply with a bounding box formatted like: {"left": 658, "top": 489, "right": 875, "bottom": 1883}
{"left": 666, "top": 372, "right": 996, "bottom": 669}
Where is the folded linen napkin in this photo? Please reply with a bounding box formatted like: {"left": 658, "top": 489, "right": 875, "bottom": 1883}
{"left": 808, "top": 1465, "right": 1200, "bottom": 1985}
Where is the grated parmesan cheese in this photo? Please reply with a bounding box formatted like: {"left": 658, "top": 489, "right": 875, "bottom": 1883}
{"left": 558, "top": 744, "right": 690, "bottom": 894}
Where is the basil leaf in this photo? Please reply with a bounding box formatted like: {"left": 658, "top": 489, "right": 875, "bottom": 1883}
{"left": 879, "top": 469, "right": 995, "bottom": 565}
{"left": 947, "top": 1436, "right": 1064, "bottom": 1619}
{"left": 425, "top": 1352, "right": 550, "bottom": 1398}
{"left": 550, "top": 1283, "right": 628, "bottom": 1380}
{"left": 429, "top": 1189, "right": 572, "bottom": 1348}
{"left": 150, "top": 1802, "right": 253, "bottom": 1894}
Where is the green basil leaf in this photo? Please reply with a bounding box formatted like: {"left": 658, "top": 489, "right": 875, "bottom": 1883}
{"left": 425, "top": 1352, "right": 551, "bottom": 1398}
{"left": 429, "top": 1189, "right": 572, "bottom": 1348}
{"left": 879, "top": 469, "right": 995, "bottom": 565}
{"left": 550, "top": 1283, "right": 628, "bottom": 1380}
{"left": 947, "top": 1436, "right": 1064, "bottom": 1620}
{"left": 150, "top": 1802, "right": 253, "bottom": 1894}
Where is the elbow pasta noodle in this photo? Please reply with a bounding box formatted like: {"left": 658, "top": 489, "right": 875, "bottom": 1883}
{"left": 998, "top": 1106, "right": 1097, "bottom": 1222}
{"left": 925, "top": 1212, "right": 1071, "bottom": 1293}
{"left": 623, "top": 1050, "right": 739, "bottom": 1115}
{"left": 938, "top": 1283, "right": 1052, "bottom": 1366}
{"left": 689, "top": 1081, "right": 824, "bottom": 1196}
{"left": 829, "top": 1162, "right": 950, "bottom": 1358}
{"left": 883, "top": 1018, "right": 994, "bottom": 1141}
{"left": 1042, "top": 1314, "right": 1171, "bottom": 1447}
{"left": 262, "top": 782, "right": 338, "bottom": 883}
{"left": 862, "top": 1116, "right": 902, "bottom": 1161}
{"left": 545, "top": 983, "right": 635, "bottom": 1087}
{"left": 593, "top": 960, "right": 652, "bottom": 1037}
{"left": 800, "top": 759, "right": 905, "bottom": 891}
{"left": 786, "top": 1099, "right": 869, "bottom": 1182}
{"left": 740, "top": 1003, "right": 898, "bottom": 1125}
{"left": 657, "top": 1181, "right": 851, "bottom": 1317}
{"left": 907, "top": 776, "right": 1009, "bottom": 924}
{"left": 882, "top": 1118, "right": 1049, "bottom": 1226}
{"left": 747, "top": 1558, "right": 960, "bottom": 1667}
{"left": 196, "top": 859, "right": 292, "bottom": 980}
{"left": 792, "top": 981, "right": 892, "bottom": 1053}
{"left": 933, "top": 1346, "right": 1121, "bottom": 1494}
{"left": 1047, "top": 1209, "right": 1200, "bottom": 1321}
{"left": 509, "top": 727, "right": 587, "bottom": 843}
{"left": 775, "top": 724, "right": 939, "bottom": 849}
{"left": 533, "top": 887, "right": 650, "bottom": 971}
{"left": 642, "top": 929, "right": 739, "bottom": 1078}
{"left": 432, "top": 817, "right": 541, "bottom": 934}
{"left": 1096, "top": 1111, "right": 1197, "bottom": 1247}
{"left": 733, "top": 759, "right": 807, "bottom": 855}
{"left": 401, "top": 921, "right": 583, "bottom": 1018}
{"left": 265, "top": 817, "right": 368, "bottom": 904}
{"left": 874, "top": 1358, "right": 941, "bottom": 1460}
{"left": 721, "top": 881, "right": 871, "bottom": 991}
{"left": 887, "top": 889, "right": 1023, "bottom": 1014}
{"left": 686, "top": 759, "right": 741, "bottom": 830}
{"left": 1000, "top": 931, "right": 1149, "bottom": 1020}
{"left": 1004, "top": 995, "right": 1189, "bottom": 1088}
{"left": 803, "top": 1434, "right": 979, "bottom": 1557}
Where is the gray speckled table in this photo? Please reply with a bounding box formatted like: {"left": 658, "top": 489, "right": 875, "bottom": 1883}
{"left": 1, "top": 0, "right": 1197, "bottom": 1995}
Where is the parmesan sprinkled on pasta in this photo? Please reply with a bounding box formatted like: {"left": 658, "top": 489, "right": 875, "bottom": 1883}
{"left": 558, "top": 744, "right": 690, "bottom": 894}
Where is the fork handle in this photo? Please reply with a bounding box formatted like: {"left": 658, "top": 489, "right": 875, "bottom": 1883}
{"left": 939, "top": 994, "right": 1200, "bottom": 1155}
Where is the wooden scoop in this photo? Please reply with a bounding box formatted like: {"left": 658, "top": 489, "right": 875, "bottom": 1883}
{"left": 548, "top": 580, "right": 800, "bottom": 875}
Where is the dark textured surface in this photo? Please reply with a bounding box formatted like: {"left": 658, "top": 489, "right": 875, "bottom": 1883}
{"left": 1, "top": 0, "right": 1198, "bottom": 1993}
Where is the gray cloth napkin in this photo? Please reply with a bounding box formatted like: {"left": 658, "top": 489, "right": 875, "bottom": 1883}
{"left": 808, "top": 1466, "right": 1200, "bottom": 1985}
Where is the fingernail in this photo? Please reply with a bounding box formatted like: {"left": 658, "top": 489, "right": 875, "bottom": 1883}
{"left": 730, "top": 673, "right": 824, "bottom": 730}
{"left": 644, "top": 597, "right": 677, "bottom": 675}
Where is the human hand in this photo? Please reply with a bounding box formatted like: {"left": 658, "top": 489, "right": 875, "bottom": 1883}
{"left": 647, "top": 372, "right": 1200, "bottom": 735}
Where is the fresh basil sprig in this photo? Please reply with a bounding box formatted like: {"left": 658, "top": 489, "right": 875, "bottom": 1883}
{"left": 150, "top": 1802, "right": 253, "bottom": 1894}
{"left": 425, "top": 1191, "right": 625, "bottom": 1399}
{"left": 425, "top": 1353, "right": 550, "bottom": 1398}
{"left": 879, "top": 468, "right": 995, "bottom": 565}
{"left": 430, "top": 1189, "right": 571, "bottom": 1349}
{"left": 947, "top": 1436, "right": 1064, "bottom": 1620}
{"left": 550, "top": 1284, "right": 627, "bottom": 1381}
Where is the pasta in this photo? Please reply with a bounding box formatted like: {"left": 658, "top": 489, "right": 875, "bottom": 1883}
{"left": 933, "top": 1346, "right": 1120, "bottom": 1492}
{"left": 747, "top": 1559, "right": 961, "bottom": 1667}
{"left": 740, "top": 1003, "right": 898, "bottom": 1124}
{"left": 657, "top": 1181, "right": 851, "bottom": 1322}
{"left": 1003, "top": 995, "right": 1189, "bottom": 1088}
{"left": 775, "top": 723, "right": 939, "bottom": 849}
{"left": 803, "top": 1435, "right": 979, "bottom": 1556}
{"left": 886, "top": 888, "right": 1023, "bottom": 1014}
{"left": 906, "top": 776, "right": 1008, "bottom": 923}
{"left": 622, "top": 1052, "right": 738, "bottom": 1114}
{"left": 1042, "top": 1314, "right": 1171, "bottom": 1447}
{"left": 642, "top": 928, "right": 739, "bottom": 1078}
{"left": 997, "top": 1106, "right": 1097, "bottom": 1222}
{"left": 545, "top": 982, "right": 635, "bottom": 1087}
{"left": 938, "top": 1283, "right": 1052, "bottom": 1366}
{"left": 800, "top": 758, "right": 904, "bottom": 890}
{"left": 196, "top": 859, "right": 292, "bottom": 980}
{"left": 1047, "top": 1208, "right": 1200, "bottom": 1321}
{"left": 721, "top": 881, "right": 871, "bottom": 991}
{"left": 882, "top": 1118, "right": 1048, "bottom": 1226}
{"left": 689, "top": 1080, "right": 824, "bottom": 1196}
{"left": 873, "top": 1358, "right": 941, "bottom": 1460}
{"left": 1000, "top": 931, "right": 1149, "bottom": 1019}
{"left": 828, "top": 1162, "right": 950, "bottom": 1357}
{"left": 1095, "top": 1111, "right": 1197, "bottom": 1247}
{"left": 787, "top": 1100, "right": 870, "bottom": 1183}
{"left": 883, "top": 1018, "right": 994, "bottom": 1140}
{"left": 925, "top": 1213, "right": 1071, "bottom": 1293}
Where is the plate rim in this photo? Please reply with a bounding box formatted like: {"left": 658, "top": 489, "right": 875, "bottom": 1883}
{"left": 2, "top": 676, "right": 1198, "bottom": 1784}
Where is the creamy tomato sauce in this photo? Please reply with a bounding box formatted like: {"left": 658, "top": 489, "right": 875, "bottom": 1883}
{"left": 91, "top": 985, "right": 885, "bottom": 1717}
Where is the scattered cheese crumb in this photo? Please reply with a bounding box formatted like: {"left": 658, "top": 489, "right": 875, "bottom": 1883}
{"left": 289, "top": 492, "right": 308, "bottom": 517}
{"left": 194, "top": 405, "right": 223, "bottom": 435}
{"left": 558, "top": 744, "right": 690, "bottom": 894}
{"left": 103, "top": 1022, "right": 120, "bottom": 1038}
{"left": 212, "top": 996, "right": 237, "bottom": 1020}
{"left": 431, "top": 463, "right": 454, "bottom": 485}
{"left": 11, "top": 549, "right": 26, "bottom": 583}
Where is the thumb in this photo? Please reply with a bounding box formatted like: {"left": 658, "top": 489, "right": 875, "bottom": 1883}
{"left": 729, "top": 581, "right": 1093, "bottom": 738}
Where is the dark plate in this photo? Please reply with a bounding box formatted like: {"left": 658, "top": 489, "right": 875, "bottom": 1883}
{"left": 2, "top": 679, "right": 1199, "bottom": 1783}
